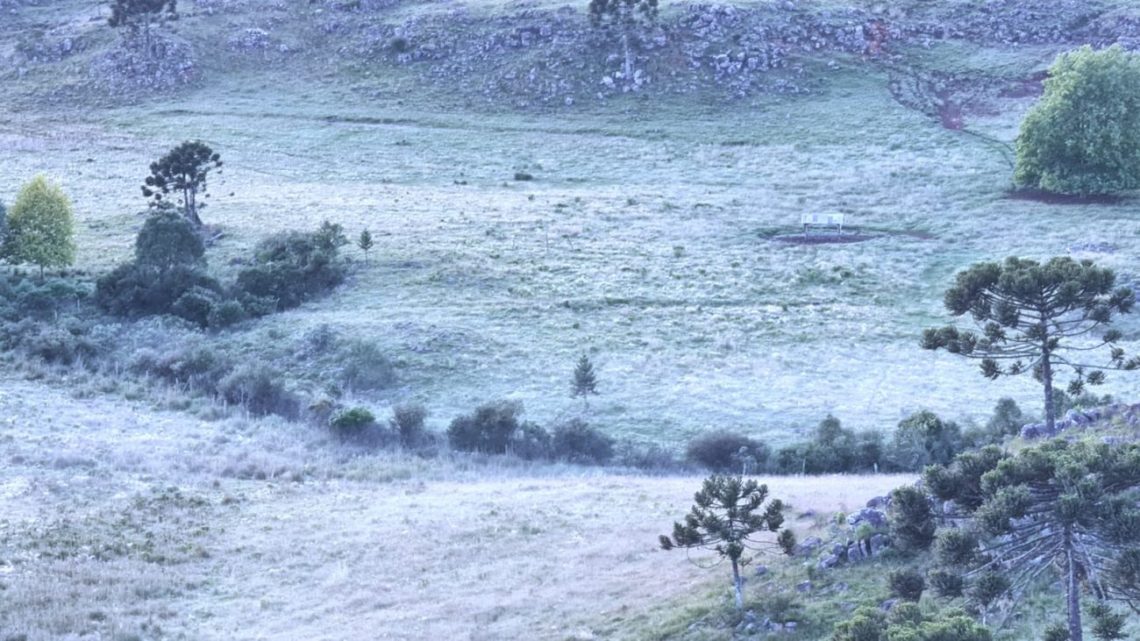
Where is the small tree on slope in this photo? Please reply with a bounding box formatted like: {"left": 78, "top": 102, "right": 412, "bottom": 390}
{"left": 922, "top": 256, "right": 1137, "bottom": 435}
{"left": 5, "top": 175, "right": 76, "bottom": 277}
{"left": 659, "top": 475, "right": 790, "bottom": 610}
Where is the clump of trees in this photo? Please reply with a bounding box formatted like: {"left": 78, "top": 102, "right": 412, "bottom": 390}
{"left": 4, "top": 175, "right": 76, "bottom": 277}
{"left": 446, "top": 401, "right": 615, "bottom": 464}
{"left": 925, "top": 440, "right": 1140, "bottom": 641}
{"left": 659, "top": 475, "right": 791, "bottom": 609}
{"left": 1015, "top": 45, "right": 1140, "bottom": 197}
{"left": 923, "top": 256, "right": 1136, "bottom": 434}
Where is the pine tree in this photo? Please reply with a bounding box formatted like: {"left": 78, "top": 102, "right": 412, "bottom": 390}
{"left": 659, "top": 475, "right": 789, "bottom": 610}
{"left": 571, "top": 354, "right": 598, "bottom": 407}
{"left": 142, "top": 141, "right": 223, "bottom": 227}
{"left": 923, "top": 256, "right": 1137, "bottom": 434}
{"left": 357, "top": 229, "right": 374, "bottom": 261}
{"left": 925, "top": 440, "right": 1140, "bottom": 641}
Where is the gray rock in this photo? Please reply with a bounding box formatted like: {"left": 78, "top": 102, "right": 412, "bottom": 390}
{"left": 870, "top": 533, "right": 890, "bottom": 556}
{"left": 847, "top": 507, "right": 887, "bottom": 528}
{"left": 796, "top": 580, "right": 813, "bottom": 593}
{"left": 819, "top": 554, "right": 840, "bottom": 569}
{"left": 866, "top": 495, "right": 888, "bottom": 509}
{"left": 795, "top": 536, "right": 822, "bottom": 556}
{"left": 754, "top": 564, "right": 768, "bottom": 577}
{"left": 846, "top": 542, "right": 865, "bottom": 563}
{"left": 880, "top": 598, "right": 898, "bottom": 611}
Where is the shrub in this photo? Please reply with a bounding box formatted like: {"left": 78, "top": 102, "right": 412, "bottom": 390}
{"left": 888, "top": 568, "right": 925, "bottom": 602}
{"left": 390, "top": 403, "right": 427, "bottom": 447}
{"left": 234, "top": 226, "right": 346, "bottom": 311}
{"left": 339, "top": 340, "right": 395, "bottom": 392}
{"left": 928, "top": 570, "right": 964, "bottom": 598}
{"left": 985, "top": 397, "right": 1023, "bottom": 438}
{"left": 218, "top": 364, "right": 300, "bottom": 419}
{"left": 613, "top": 439, "right": 679, "bottom": 471}
{"left": 551, "top": 419, "right": 614, "bottom": 464}
{"left": 511, "top": 422, "right": 551, "bottom": 460}
{"left": 170, "top": 286, "right": 218, "bottom": 327}
{"left": 208, "top": 299, "right": 248, "bottom": 329}
{"left": 447, "top": 400, "right": 522, "bottom": 454}
{"left": 25, "top": 324, "right": 98, "bottom": 365}
{"left": 95, "top": 262, "right": 222, "bottom": 319}
{"left": 685, "top": 430, "right": 769, "bottom": 473}
{"left": 888, "top": 485, "right": 936, "bottom": 553}
{"left": 890, "top": 410, "right": 962, "bottom": 471}
{"left": 329, "top": 406, "right": 376, "bottom": 438}
{"left": 134, "top": 211, "right": 204, "bottom": 271}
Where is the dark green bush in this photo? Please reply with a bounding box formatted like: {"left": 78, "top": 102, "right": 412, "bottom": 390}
{"left": 511, "top": 422, "right": 551, "bottom": 460}
{"left": 208, "top": 299, "right": 248, "bottom": 329}
{"left": 888, "top": 485, "right": 936, "bottom": 553}
{"left": 888, "top": 568, "right": 925, "bottom": 602}
{"left": 390, "top": 403, "right": 427, "bottom": 447}
{"left": 551, "top": 419, "right": 614, "bottom": 464}
{"left": 171, "top": 286, "right": 219, "bottom": 327}
{"left": 218, "top": 364, "right": 300, "bottom": 419}
{"left": 135, "top": 211, "right": 204, "bottom": 271}
{"left": 685, "top": 430, "right": 769, "bottom": 473}
{"left": 234, "top": 226, "right": 346, "bottom": 311}
{"left": 330, "top": 406, "right": 376, "bottom": 438}
{"left": 95, "top": 262, "right": 222, "bottom": 319}
{"left": 25, "top": 324, "right": 98, "bottom": 365}
{"left": 928, "top": 570, "right": 964, "bottom": 598}
{"left": 447, "top": 401, "right": 523, "bottom": 454}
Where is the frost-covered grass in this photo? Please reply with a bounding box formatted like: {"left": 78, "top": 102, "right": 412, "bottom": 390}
{"left": 4, "top": 62, "right": 1140, "bottom": 446}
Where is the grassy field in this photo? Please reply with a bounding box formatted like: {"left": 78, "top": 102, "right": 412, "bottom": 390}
{"left": 5, "top": 62, "right": 1140, "bottom": 445}
{"left": 0, "top": 375, "right": 911, "bottom": 640}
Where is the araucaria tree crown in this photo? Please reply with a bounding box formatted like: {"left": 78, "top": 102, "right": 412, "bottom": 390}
{"left": 143, "top": 141, "right": 223, "bottom": 227}
{"left": 587, "top": 0, "right": 658, "bottom": 86}
{"left": 922, "top": 256, "right": 1136, "bottom": 434}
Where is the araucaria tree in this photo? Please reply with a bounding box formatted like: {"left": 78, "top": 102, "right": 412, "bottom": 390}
{"left": 4, "top": 175, "right": 76, "bottom": 277}
{"left": 925, "top": 440, "right": 1140, "bottom": 641}
{"left": 587, "top": 0, "right": 658, "bottom": 87}
{"left": 922, "top": 257, "right": 1136, "bottom": 435}
{"left": 143, "top": 141, "right": 223, "bottom": 227}
{"left": 571, "top": 354, "right": 598, "bottom": 407}
{"left": 1015, "top": 45, "right": 1140, "bottom": 196}
{"left": 659, "top": 475, "right": 788, "bottom": 610}
{"left": 108, "top": 0, "right": 178, "bottom": 54}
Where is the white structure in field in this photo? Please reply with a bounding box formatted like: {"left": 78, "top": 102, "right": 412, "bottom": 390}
{"left": 800, "top": 213, "right": 846, "bottom": 235}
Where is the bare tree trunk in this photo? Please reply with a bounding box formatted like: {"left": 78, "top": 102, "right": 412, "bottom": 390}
{"left": 184, "top": 188, "right": 202, "bottom": 227}
{"left": 731, "top": 558, "right": 743, "bottom": 610}
{"left": 1042, "top": 339, "right": 1056, "bottom": 434}
{"left": 1066, "top": 529, "right": 1083, "bottom": 641}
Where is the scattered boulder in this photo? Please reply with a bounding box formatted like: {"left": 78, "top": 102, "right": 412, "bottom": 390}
{"left": 795, "top": 536, "right": 822, "bottom": 557}
{"left": 847, "top": 507, "right": 886, "bottom": 528}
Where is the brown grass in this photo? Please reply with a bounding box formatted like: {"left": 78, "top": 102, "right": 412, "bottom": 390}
{"left": 0, "top": 375, "right": 910, "bottom": 640}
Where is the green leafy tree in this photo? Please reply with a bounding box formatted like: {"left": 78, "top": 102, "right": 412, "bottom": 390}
{"left": 922, "top": 257, "right": 1136, "bottom": 435}
{"left": 587, "top": 0, "right": 658, "bottom": 87}
{"left": 924, "top": 440, "right": 1140, "bottom": 641}
{"left": 5, "top": 175, "right": 76, "bottom": 277}
{"left": 571, "top": 354, "right": 598, "bottom": 407}
{"left": 142, "top": 141, "right": 223, "bottom": 227}
{"left": 890, "top": 410, "right": 962, "bottom": 471}
{"left": 1015, "top": 45, "right": 1140, "bottom": 196}
{"left": 659, "top": 475, "right": 787, "bottom": 609}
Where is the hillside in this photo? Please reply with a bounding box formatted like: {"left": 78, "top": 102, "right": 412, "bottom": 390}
{"left": 2, "top": 2, "right": 1140, "bottom": 638}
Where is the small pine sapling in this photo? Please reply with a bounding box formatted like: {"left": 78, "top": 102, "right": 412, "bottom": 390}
{"left": 357, "top": 228, "right": 374, "bottom": 261}
{"left": 571, "top": 354, "right": 598, "bottom": 408}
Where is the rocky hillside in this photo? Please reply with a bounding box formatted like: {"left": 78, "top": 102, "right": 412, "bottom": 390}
{"left": 4, "top": 0, "right": 1140, "bottom": 108}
